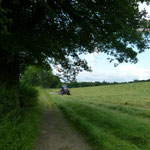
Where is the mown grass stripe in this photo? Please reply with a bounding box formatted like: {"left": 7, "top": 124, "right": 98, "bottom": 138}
{"left": 58, "top": 104, "right": 141, "bottom": 150}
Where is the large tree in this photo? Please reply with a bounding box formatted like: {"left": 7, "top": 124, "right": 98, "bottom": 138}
{"left": 0, "top": 0, "right": 149, "bottom": 108}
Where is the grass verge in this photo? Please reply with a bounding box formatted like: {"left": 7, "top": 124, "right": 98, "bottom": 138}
{"left": 0, "top": 87, "right": 44, "bottom": 150}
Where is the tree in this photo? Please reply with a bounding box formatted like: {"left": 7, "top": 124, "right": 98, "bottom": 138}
{"left": 0, "top": 0, "right": 149, "bottom": 110}
{"left": 21, "top": 66, "right": 60, "bottom": 88}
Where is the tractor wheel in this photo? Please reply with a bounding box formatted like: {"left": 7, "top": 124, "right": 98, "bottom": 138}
{"left": 67, "top": 91, "right": 70, "bottom": 95}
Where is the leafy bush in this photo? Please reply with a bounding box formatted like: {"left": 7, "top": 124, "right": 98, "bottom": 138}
{"left": 0, "top": 84, "right": 20, "bottom": 116}
{"left": 0, "top": 109, "right": 21, "bottom": 150}
{"left": 0, "top": 83, "right": 38, "bottom": 114}
{"left": 0, "top": 106, "right": 42, "bottom": 150}
{"left": 0, "top": 84, "right": 42, "bottom": 150}
{"left": 19, "top": 84, "right": 38, "bottom": 108}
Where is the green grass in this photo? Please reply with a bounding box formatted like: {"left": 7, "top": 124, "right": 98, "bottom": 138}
{"left": 0, "top": 87, "right": 44, "bottom": 150}
{"left": 45, "top": 82, "right": 150, "bottom": 150}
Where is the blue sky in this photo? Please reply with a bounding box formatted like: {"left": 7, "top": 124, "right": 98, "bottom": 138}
{"left": 77, "top": 50, "right": 150, "bottom": 82}
{"left": 76, "top": 3, "right": 150, "bottom": 82}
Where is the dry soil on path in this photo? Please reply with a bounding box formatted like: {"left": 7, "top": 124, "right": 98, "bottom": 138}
{"left": 34, "top": 92, "right": 91, "bottom": 150}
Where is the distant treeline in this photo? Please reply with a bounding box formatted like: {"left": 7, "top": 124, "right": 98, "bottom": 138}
{"left": 65, "top": 79, "right": 150, "bottom": 88}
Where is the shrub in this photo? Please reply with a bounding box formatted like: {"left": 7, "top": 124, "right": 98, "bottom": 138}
{"left": 0, "top": 84, "right": 42, "bottom": 150}
{"left": 0, "top": 109, "right": 21, "bottom": 150}
{"left": 19, "top": 84, "right": 38, "bottom": 108}
{"left": 0, "top": 84, "right": 20, "bottom": 116}
{"left": 0, "top": 104, "right": 42, "bottom": 150}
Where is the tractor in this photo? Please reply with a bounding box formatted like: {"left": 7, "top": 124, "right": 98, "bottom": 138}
{"left": 60, "top": 84, "right": 70, "bottom": 95}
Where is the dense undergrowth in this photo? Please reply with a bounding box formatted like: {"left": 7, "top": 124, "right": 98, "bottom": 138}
{"left": 0, "top": 85, "right": 44, "bottom": 150}
{"left": 47, "top": 82, "right": 150, "bottom": 150}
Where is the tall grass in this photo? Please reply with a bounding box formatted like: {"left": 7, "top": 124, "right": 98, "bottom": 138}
{"left": 47, "top": 82, "right": 150, "bottom": 150}
{"left": 0, "top": 87, "right": 44, "bottom": 150}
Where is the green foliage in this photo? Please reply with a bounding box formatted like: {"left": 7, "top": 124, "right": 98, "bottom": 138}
{"left": 21, "top": 66, "right": 41, "bottom": 87}
{"left": 0, "top": 7, "right": 11, "bottom": 36}
{"left": 1, "top": 0, "right": 150, "bottom": 81}
{"left": 48, "top": 82, "right": 150, "bottom": 150}
{"left": 0, "top": 110, "right": 21, "bottom": 150}
{"left": 0, "top": 0, "right": 149, "bottom": 116}
{"left": 21, "top": 66, "right": 60, "bottom": 88}
{"left": 0, "top": 83, "right": 38, "bottom": 113}
{"left": 0, "top": 87, "right": 43, "bottom": 150}
{"left": 0, "top": 84, "right": 20, "bottom": 115}
{"left": 19, "top": 84, "right": 38, "bottom": 108}
{"left": 0, "top": 106, "right": 43, "bottom": 150}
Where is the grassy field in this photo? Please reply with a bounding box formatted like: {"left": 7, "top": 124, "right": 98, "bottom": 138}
{"left": 45, "top": 82, "right": 150, "bottom": 150}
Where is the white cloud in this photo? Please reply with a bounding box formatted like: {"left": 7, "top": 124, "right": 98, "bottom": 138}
{"left": 139, "top": 2, "right": 150, "bottom": 18}
{"left": 83, "top": 53, "right": 99, "bottom": 67}
{"left": 117, "top": 65, "right": 150, "bottom": 80}
{"left": 77, "top": 64, "right": 150, "bottom": 82}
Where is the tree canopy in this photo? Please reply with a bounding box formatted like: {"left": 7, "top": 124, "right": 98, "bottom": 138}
{"left": 21, "top": 65, "right": 60, "bottom": 88}
{"left": 0, "top": 0, "right": 150, "bottom": 84}
{"left": 1, "top": 0, "right": 150, "bottom": 114}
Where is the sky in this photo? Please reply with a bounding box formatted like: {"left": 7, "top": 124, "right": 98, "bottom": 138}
{"left": 76, "top": 3, "right": 150, "bottom": 83}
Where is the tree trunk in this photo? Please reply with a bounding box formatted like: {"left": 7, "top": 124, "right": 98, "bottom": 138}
{"left": 0, "top": 50, "right": 20, "bottom": 114}
{"left": 0, "top": 50, "right": 20, "bottom": 85}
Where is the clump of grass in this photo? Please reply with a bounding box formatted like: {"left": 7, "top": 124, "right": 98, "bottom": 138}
{"left": 0, "top": 105, "right": 43, "bottom": 150}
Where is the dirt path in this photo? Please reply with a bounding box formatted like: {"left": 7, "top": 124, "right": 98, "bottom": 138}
{"left": 34, "top": 92, "right": 91, "bottom": 150}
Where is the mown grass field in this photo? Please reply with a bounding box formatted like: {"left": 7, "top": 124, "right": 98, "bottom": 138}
{"left": 45, "top": 82, "right": 150, "bottom": 150}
